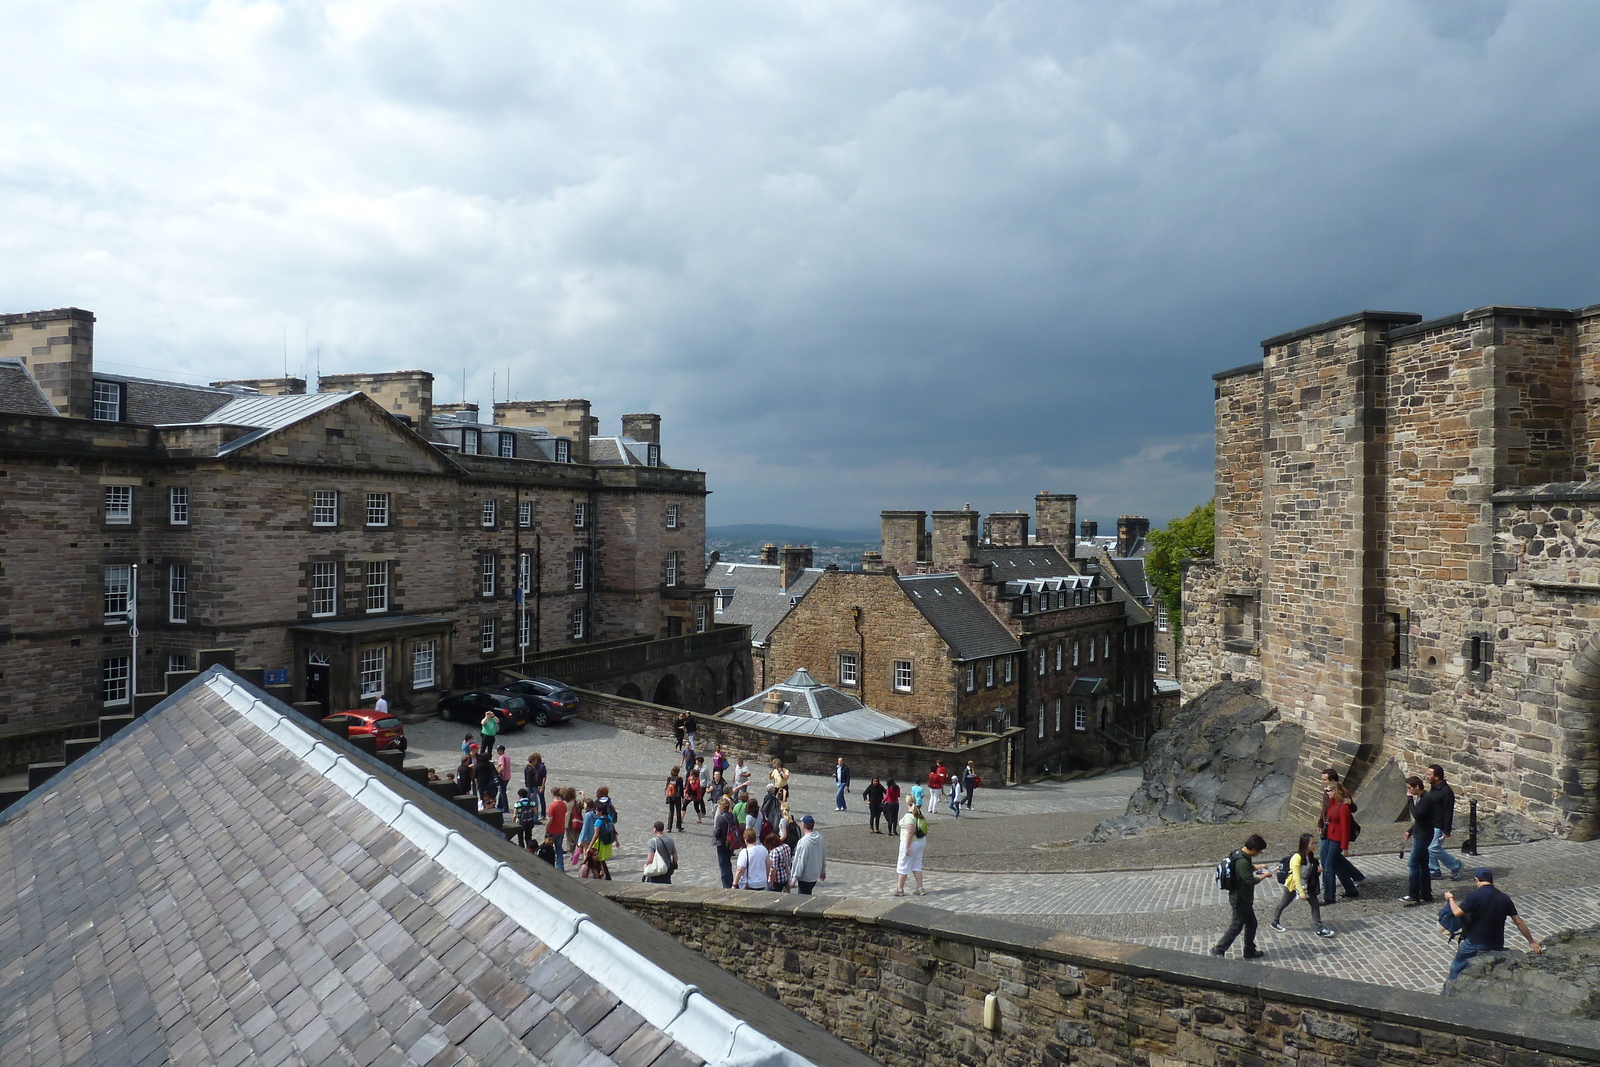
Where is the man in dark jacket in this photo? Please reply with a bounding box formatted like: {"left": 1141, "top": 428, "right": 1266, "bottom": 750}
{"left": 1401, "top": 776, "right": 1440, "bottom": 905}
{"left": 834, "top": 757, "right": 850, "bottom": 811}
{"left": 1211, "top": 834, "right": 1273, "bottom": 959}
{"left": 1426, "top": 765, "right": 1464, "bottom": 880}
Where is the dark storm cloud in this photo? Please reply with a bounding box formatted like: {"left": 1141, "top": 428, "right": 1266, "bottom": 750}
{"left": 3, "top": 0, "right": 1599, "bottom": 530}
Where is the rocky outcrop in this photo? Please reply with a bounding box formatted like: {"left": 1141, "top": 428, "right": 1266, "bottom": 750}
{"left": 1445, "top": 925, "right": 1600, "bottom": 1018}
{"left": 1089, "top": 679, "right": 1302, "bottom": 840}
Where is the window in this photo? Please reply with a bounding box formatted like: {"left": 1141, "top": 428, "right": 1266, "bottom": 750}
{"left": 1020, "top": 596, "right": 1030, "bottom": 615}
{"left": 964, "top": 664, "right": 975, "bottom": 692}
{"left": 1055, "top": 643, "right": 1063, "bottom": 671}
{"left": 169, "top": 487, "right": 189, "bottom": 526}
{"left": 1004, "top": 656, "right": 1013, "bottom": 683}
{"left": 1073, "top": 640, "right": 1081, "bottom": 667}
{"left": 1055, "top": 698, "right": 1062, "bottom": 733}
{"left": 572, "top": 549, "right": 588, "bottom": 590}
{"left": 1038, "top": 649, "right": 1046, "bottom": 676}
{"left": 1038, "top": 707, "right": 1045, "bottom": 739}
{"left": 168, "top": 565, "right": 189, "bottom": 624}
{"left": 365, "top": 560, "right": 389, "bottom": 612}
{"left": 103, "top": 656, "right": 131, "bottom": 706}
{"left": 893, "top": 660, "right": 913, "bottom": 693}
{"left": 571, "top": 604, "right": 586, "bottom": 639}
{"left": 518, "top": 501, "right": 532, "bottom": 527}
{"left": 359, "top": 648, "right": 385, "bottom": 697}
{"left": 839, "top": 653, "right": 859, "bottom": 687}
{"left": 166, "top": 653, "right": 189, "bottom": 675}
{"left": 518, "top": 607, "right": 531, "bottom": 649}
{"left": 480, "top": 551, "right": 497, "bottom": 597}
{"left": 1074, "top": 701, "right": 1088, "bottom": 731}
{"left": 103, "top": 565, "right": 131, "bottom": 620}
{"left": 574, "top": 502, "right": 587, "bottom": 528}
{"left": 984, "top": 661, "right": 995, "bottom": 688}
{"left": 666, "top": 505, "right": 679, "bottom": 529}
{"left": 92, "top": 380, "right": 124, "bottom": 422}
{"left": 1156, "top": 651, "right": 1169, "bottom": 673}
{"left": 717, "top": 588, "right": 735, "bottom": 611}
{"left": 518, "top": 552, "right": 533, "bottom": 594}
{"left": 412, "top": 640, "right": 436, "bottom": 689}
{"left": 1103, "top": 635, "right": 1111, "bottom": 660}
{"left": 462, "top": 429, "right": 480, "bottom": 455}
{"left": 366, "top": 493, "right": 390, "bottom": 527}
{"left": 666, "top": 552, "right": 678, "bottom": 587}
{"left": 481, "top": 499, "right": 497, "bottom": 527}
{"left": 1157, "top": 607, "right": 1169, "bottom": 632}
{"left": 1088, "top": 637, "right": 1096, "bottom": 664}
{"left": 311, "top": 562, "right": 338, "bottom": 617}
{"left": 498, "top": 433, "right": 516, "bottom": 458}
{"left": 480, "top": 616, "right": 497, "bottom": 654}
{"left": 105, "top": 486, "right": 133, "bottom": 525}
{"left": 312, "top": 490, "right": 338, "bottom": 527}
{"left": 695, "top": 602, "right": 708, "bottom": 633}
{"left": 647, "top": 443, "right": 661, "bottom": 466}
{"left": 555, "top": 439, "right": 571, "bottom": 463}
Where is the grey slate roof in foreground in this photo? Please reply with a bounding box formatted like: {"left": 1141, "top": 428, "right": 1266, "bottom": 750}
{"left": 897, "top": 574, "right": 1022, "bottom": 661}
{"left": 0, "top": 668, "right": 871, "bottom": 1067}
{"left": 97, "top": 372, "right": 237, "bottom": 424}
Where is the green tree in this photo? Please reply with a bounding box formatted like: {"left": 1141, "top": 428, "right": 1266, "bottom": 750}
{"left": 1145, "top": 500, "right": 1214, "bottom": 649}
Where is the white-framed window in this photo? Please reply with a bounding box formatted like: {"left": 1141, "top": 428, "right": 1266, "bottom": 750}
{"left": 893, "top": 659, "right": 913, "bottom": 693}
{"left": 1074, "top": 701, "right": 1088, "bottom": 731}
{"left": 312, "top": 490, "right": 338, "bottom": 527}
{"left": 311, "top": 561, "right": 338, "bottom": 617}
{"left": 518, "top": 552, "right": 532, "bottom": 594}
{"left": 480, "top": 616, "right": 496, "bottom": 654}
{"left": 1038, "top": 707, "right": 1045, "bottom": 739}
{"left": 518, "top": 501, "right": 532, "bottom": 527}
{"left": 168, "top": 486, "right": 189, "bottom": 526}
{"left": 666, "top": 505, "right": 679, "bottom": 529}
{"left": 518, "top": 608, "right": 531, "bottom": 649}
{"left": 1055, "top": 643, "right": 1063, "bottom": 671}
{"left": 359, "top": 647, "right": 385, "bottom": 697}
{"left": 1020, "top": 596, "right": 1031, "bottom": 615}
{"left": 1055, "top": 698, "right": 1062, "bottom": 733}
{"left": 365, "top": 560, "right": 389, "bottom": 612}
{"left": 481, "top": 499, "right": 497, "bottom": 527}
{"left": 1103, "top": 634, "right": 1111, "bottom": 660}
{"left": 102, "top": 656, "right": 131, "bottom": 706}
{"left": 647, "top": 443, "right": 661, "bottom": 466}
{"left": 574, "top": 501, "right": 587, "bottom": 528}
{"left": 665, "top": 552, "right": 678, "bottom": 587}
{"left": 984, "top": 661, "right": 995, "bottom": 688}
{"left": 412, "top": 640, "right": 436, "bottom": 689}
{"left": 1004, "top": 656, "right": 1013, "bottom": 683}
{"left": 92, "top": 380, "right": 124, "bottom": 422}
{"left": 717, "top": 587, "right": 735, "bottom": 612}
{"left": 103, "top": 565, "right": 131, "bottom": 620}
{"left": 105, "top": 485, "right": 133, "bottom": 525}
{"left": 695, "top": 602, "right": 708, "bottom": 633}
{"left": 1074, "top": 640, "right": 1081, "bottom": 667}
{"left": 964, "top": 664, "right": 975, "bottom": 692}
{"left": 572, "top": 549, "right": 588, "bottom": 590}
{"left": 166, "top": 653, "right": 189, "bottom": 675}
{"left": 555, "top": 439, "right": 571, "bottom": 463}
{"left": 480, "top": 551, "right": 497, "bottom": 597}
{"left": 1156, "top": 651, "right": 1170, "bottom": 673}
{"left": 1157, "top": 607, "right": 1169, "bottom": 632}
{"left": 168, "top": 564, "right": 188, "bottom": 624}
{"left": 839, "top": 653, "right": 859, "bottom": 687}
{"left": 1088, "top": 638, "right": 1096, "bottom": 664}
{"left": 1038, "top": 649, "right": 1046, "bottom": 676}
{"left": 498, "top": 432, "right": 516, "bottom": 458}
{"left": 462, "top": 429, "right": 480, "bottom": 455}
{"left": 571, "top": 604, "right": 586, "bottom": 639}
{"left": 366, "top": 493, "right": 390, "bottom": 527}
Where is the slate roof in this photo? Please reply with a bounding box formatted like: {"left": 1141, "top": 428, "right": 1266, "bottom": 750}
{"left": 898, "top": 574, "right": 1022, "bottom": 661}
{"left": 976, "top": 545, "right": 1077, "bottom": 580}
{"left": 0, "top": 359, "right": 55, "bottom": 416}
{"left": 1109, "top": 558, "right": 1149, "bottom": 601}
{"left": 0, "top": 668, "right": 866, "bottom": 1067}
{"left": 97, "top": 372, "right": 237, "bottom": 424}
{"left": 708, "top": 563, "right": 825, "bottom": 644}
{"left": 722, "top": 669, "right": 916, "bottom": 741}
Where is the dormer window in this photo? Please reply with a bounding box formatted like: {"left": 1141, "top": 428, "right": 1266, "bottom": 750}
{"left": 92, "top": 380, "right": 124, "bottom": 422}
{"left": 498, "top": 433, "right": 516, "bottom": 458}
{"left": 462, "top": 429, "right": 480, "bottom": 455}
{"left": 555, "top": 439, "right": 571, "bottom": 463}
{"left": 647, "top": 443, "right": 660, "bottom": 466}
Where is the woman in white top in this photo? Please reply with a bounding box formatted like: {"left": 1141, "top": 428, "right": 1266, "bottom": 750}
{"left": 893, "top": 785, "right": 929, "bottom": 896}
{"left": 734, "top": 827, "right": 769, "bottom": 890}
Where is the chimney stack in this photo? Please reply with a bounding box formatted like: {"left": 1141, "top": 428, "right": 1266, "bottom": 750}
{"left": 1116, "top": 516, "right": 1150, "bottom": 557}
{"left": 434, "top": 402, "right": 479, "bottom": 423}
{"left": 860, "top": 550, "right": 885, "bottom": 573}
{"left": 780, "top": 545, "right": 813, "bottom": 590}
{"left": 1035, "top": 492, "right": 1078, "bottom": 558}
{"left": 1080, "top": 519, "right": 1099, "bottom": 540}
{"left": 986, "top": 511, "right": 1030, "bottom": 547}
{"left": 0, "top": 308, "right": 96, "bottom": 418}
{"left": 931, "top": 508, "right": 979, "bottom": 569}
{"left": 761, "top": 543, "right": 779, "bottom": 566}
{"left": 318, "top": 370, "right": 435, "bottom": 434}
{"left": 621, "top": 413, "right": 661, "bottom": 444}
{"left": 494, "top": 399, "right": 593, "bottom": 463}
{"left": 879, "top": 511, "right": 927, "bottom": 576}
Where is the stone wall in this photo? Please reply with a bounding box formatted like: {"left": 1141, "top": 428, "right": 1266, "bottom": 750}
{"left": 600, "top": 884, "right": 1600, "bottom": 1067}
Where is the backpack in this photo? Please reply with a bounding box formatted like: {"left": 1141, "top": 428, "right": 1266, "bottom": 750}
{"left": 516, "top": 798, "right": 536, "bottom": 826}
{"left": 723, "top": 819, "right": 743, "bottom": 853}
{"left": 784, "top": 820, "right": 801, "bottom": 851}
{"left": 1275, "top": 856, "right": 1292, "bottom": 884}
{"left": 666, "top": 780, "right": 678, "bottom": 800}
{"left": 596, "top": 816, "right": 616, "bottom": 846}
{"left": 1215, "top": 850, "right": 1239, "bottom": 892}
{"left": 1348, "top": 817, "right": 1362, "bottom": 843}
{"left": 913, "top": 815, "right": 927, "bottom": 840}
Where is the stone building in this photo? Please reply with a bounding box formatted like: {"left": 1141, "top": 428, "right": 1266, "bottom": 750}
{"left": 766, "top": 498, "right": 1156, "bottom": 773}
{"left": 707, "top": 543, "right": 824, "bottom": 689}
{"left": 0, "top": 307, "right": 735, "bottom": 763}
{"left": 1183, "top": 302, "right": 1600, "bottom": 838}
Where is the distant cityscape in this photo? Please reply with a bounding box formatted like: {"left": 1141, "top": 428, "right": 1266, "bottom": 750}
{"left": 706, "top": 524, "right": 879, "bottom": 571}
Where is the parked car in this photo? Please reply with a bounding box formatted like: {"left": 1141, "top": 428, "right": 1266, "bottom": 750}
{"left": 502, "top": 677, "right": 581, "bottom": 726}
{"left": 436, "top": 689, "right": 530, "bottom": 731}
{"left": 321, "top": 709, "right": 406, "bottom": 750}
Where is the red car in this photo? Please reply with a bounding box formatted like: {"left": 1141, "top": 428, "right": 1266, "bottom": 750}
{"left": 322, "top": 709, "right": 406, "bottom": 750}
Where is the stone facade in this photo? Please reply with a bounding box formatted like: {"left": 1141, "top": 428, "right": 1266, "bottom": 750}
{"left": 603, "top": 884, "right": 1600, "bottom": 1067}
{"left": 1184, "top": 303, "right": 1600, "bottom": 837}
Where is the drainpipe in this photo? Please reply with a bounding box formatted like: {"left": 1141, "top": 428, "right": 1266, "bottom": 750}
{"left": 852, "top": 605, "right": 865, "bottom": 706}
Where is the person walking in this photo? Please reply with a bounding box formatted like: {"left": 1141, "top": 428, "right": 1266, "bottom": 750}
{"left": 834, "top": 757, "right": 850, "bottom": 811}
{"left": 513, "top": 789, "right": 538, "bottom": 850}
{"left": 665, "top": 765, "right": 686, "bottom": 832}
{"left": 733, "top": 756, "right": 752, "bottom": 791}
{"left": 687, "top": 763, "right": 707, "bottom": 824}
{"left": 948, "top": 769, "right": 962, "bottom": 818}
{"left": 713, "top": 796, "right": 739, "bottom": 889}
{"left": 1426, "top": 764, "right": 1465, "bottom": 880}
{"left": 863, "top": 776, "right": 886, "bottom": 833}
{"left": 926, "top": 763, "right": 946, "bottom": 816}
{"left": 791, "top": 815, "right": 827, "bottom": 894}
{"left": 1401, "top": 776, "right": 1439, "bottom": 906}
{"left": 1439, "top": 868, "right": 1542, "bottom": 987}
{"left": 708, "top": 769, "right": 730, "bottom": 808}
{"left": 525, "top": 752, "right": 547, "bottom": 821}
{"left": 961, "top": 761, "right": 979, "bottom": 809}
{"left": 764, "top": 831, "right": 792, "bottom": 893}
{"left": 672, "top": 711, "right": 689, "bottom": 751}
{"left": 479, "top": 709, "right": 499, "bottom": 756}
{"left": 882, "top": 778, "right": 901, "bottom": 832}
{"left": 1211, "top": 834, "right": 1273, "bottom": 959}
{"left": 1270, "top": 833, "right": 1335, "bottom": 938}
{"left": 643, "top": 822, "right": 679, "bottom": 885}
{"left": 563, "top": 787, "right": 583, "bottom": 857}
{"left": 734, "top": 828, "right": 769, "bottom": 890}
{"left": 494, "top": 745, "right": 512, "bottom": 811}
{"left": 893, "top": 786, "right": 928, "bottom": 896}
{"left": 546, "top": 787, "right": 569, "bottom": 871}
{"left": 1318, "top": 776, "right": 1362, "bottom": 903}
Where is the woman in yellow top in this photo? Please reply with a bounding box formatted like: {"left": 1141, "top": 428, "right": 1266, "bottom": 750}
{"left": 1270, "top": 833, "right": 1335, "bottom": 938}
{"left": 768, "top": 758, "right": 791, "bottom": 802}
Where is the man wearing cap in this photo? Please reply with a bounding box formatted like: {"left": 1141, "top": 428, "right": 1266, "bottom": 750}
{"left": 791, "top": 815, "right": 828, "bottom": 895}
{"left": 1440, "top": 868, "right": 1542, "bottom": 988}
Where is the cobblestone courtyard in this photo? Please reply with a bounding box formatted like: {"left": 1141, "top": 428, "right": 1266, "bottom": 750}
{"left": 407, "top": 716, "right": 1600, "bottom": 995}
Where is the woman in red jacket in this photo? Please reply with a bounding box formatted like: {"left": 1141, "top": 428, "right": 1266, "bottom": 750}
{"left": 1323, "top": 783, "right": 1361, "bottom": 902}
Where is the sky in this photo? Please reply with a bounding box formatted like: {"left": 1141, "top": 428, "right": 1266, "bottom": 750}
{"left": 4, "top": 1, "right": 1600, "bottom": 533}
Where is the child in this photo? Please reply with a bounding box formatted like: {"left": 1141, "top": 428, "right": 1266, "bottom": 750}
{"left": 535, "top": 833, "right": 557, "bottom": 866}
{"left": 514, "top": 789, "right": 538, "bottom": 849}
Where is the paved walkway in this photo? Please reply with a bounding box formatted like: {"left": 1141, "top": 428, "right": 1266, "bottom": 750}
{"left": 404, "top": 717, "right": 1600, "bottom": 994}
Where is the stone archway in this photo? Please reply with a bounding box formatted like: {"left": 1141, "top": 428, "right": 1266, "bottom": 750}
{"left": 1557, "top": 636, "right": 1600, "bottom": 840}
{"left": 653, "top": 673, "right": 683, "bottom": 709}
{"left": 727, "top": 657, "right": 746, "bottom": 705}
{"left": 617, "top": 682, "right": 642, "bottom": 701}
